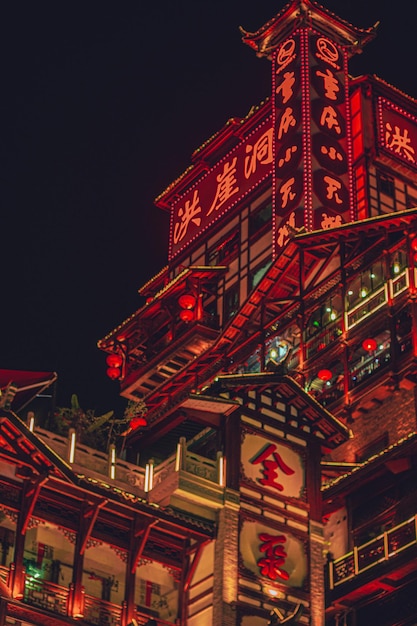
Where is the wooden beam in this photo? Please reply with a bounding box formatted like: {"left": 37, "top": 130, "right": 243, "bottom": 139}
{"left": 183, "top": 539, "right": 211, "bottom": 592}
{"left": 78, "top": 499, "right": 108, "bottom": 556}
{"left": 130, "top": 519, "right": 158, "bottom": 574}
{"left": 20, "top": 474, "right": 49, "bottom": 535}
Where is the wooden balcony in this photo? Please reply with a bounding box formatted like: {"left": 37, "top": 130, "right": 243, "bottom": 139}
{"left": 35, "top": 427, "right": 226, "bottom": 519}
{"left": 2, "top": 568, "right": 177, "bottom": 626}
{"left": 327, "top": 515, "right": 417, "bottom": 606}
{"left": 121, "top": 323, "right": 219, "bottom": 402}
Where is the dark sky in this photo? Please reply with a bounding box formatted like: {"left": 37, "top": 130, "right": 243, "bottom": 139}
{"left": 2, "top": 1, "right": 417, "bottom": 415}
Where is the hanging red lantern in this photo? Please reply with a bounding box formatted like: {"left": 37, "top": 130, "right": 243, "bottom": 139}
{"left": 129, "top": 416, "right": 147, "bottom": 430}
{"left": 179, "top": 309, "right": 194, "bottom": 323}
{"left": 107, "top": 367, "right": 120, "bottom": 380}
{"left": 318, "top": 369, "right": 332, "bottom": 382}
{"left": 362, "top": 338, "right": 377, "bottom": 352}
{"left": 106, "top": 352, "right": 124, "bottom": 380}
{"left": 411, "top": 236, "right": 417, "bottom": 252}
{"left": 178, "top": 293, "right": 196, "bottom": 310}
{"left": 106, "top": 354, "right": 123, "bottom": 368}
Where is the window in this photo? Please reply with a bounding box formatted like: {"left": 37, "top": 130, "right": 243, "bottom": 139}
{"left": 249, "top": 259, "right": 272, "bottom": 290}
{"left": 377, "top": 172, "right": 395, "bottom": 198}
{"left": 223, "top": 283, "right": 239, "bottom": 322}
{"left": 207, "top": 230, "right": 239, "bottom": 266}
{"left": 248, "top": 201, "right": 272, "bottom": 241}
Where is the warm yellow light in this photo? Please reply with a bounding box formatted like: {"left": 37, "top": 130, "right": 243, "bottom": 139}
{"left": 175, "top": 443, "right": 181, "bottom": 471}
{"left": 144, "top": 461, "right": 154, "bottom": 492}
{"left": 69, "top": 430, "right": 76, "bottom": 464}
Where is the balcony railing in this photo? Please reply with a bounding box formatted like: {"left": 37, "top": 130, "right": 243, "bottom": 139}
{"left": 329, "top": 515, "right": 417, "bottom": 589}
{"left": 6, "top": 569, "right": 175, "bottom": 626}
{"left": 83, "top": 593, "right": 122, "bottom": 625}
{"left": 35, "top": 427, "right": 222, "bottom": 506}
{"left": 24, "top": 577, "right": 69, "bottom": 615}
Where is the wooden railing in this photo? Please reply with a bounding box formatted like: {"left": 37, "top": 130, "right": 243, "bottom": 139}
{"left": 12, "top": 572, "right": 176, "bottom": 625}
{"left": 329, "top": 515, "right": 417, "bottom": 589}
{"left": 24, "top": 577, "right": 69, "bottom": 616}
{"left": 83, "top": 593, "right": 123, "bottom": 625}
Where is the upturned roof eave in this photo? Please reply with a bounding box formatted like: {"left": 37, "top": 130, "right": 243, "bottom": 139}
{"left": 240, "top": 0, "right": 377, "bottom": 59}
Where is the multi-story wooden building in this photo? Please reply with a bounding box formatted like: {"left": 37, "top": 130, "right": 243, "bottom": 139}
{"left": 2, "top": 1, "right": 417, "bottom": 625}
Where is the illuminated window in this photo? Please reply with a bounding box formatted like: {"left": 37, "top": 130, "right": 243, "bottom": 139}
{"left": 346, "top": 263, "right": 385, "bottom": 309}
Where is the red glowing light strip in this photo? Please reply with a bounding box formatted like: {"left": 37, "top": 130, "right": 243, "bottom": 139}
{"left": 272, "top": 43, "right": 278, "bottom": 260}
{"left": 343, "top": 46, "right": 355, "bottom": 223}
{"left": 301, "top": 28, "right": 313, "bottom": 230}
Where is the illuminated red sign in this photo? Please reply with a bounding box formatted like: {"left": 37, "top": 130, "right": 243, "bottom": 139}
{"left": 378, "top": 97, "right": 417, "bottom": 168}
{"left": 169, "top": 120, "right": 273, "bottom": 260}
{"left": 272, "top": 30, "right": 354, "bottom": 255}
{"left": 257, "top": 532, "right": 290, "bottom": 581}
{"left": 250, "top": 442, "right": 295, "bottom": 491}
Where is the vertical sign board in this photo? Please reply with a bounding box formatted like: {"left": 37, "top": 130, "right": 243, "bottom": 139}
{"left": 239, "top": 430, "right": 308, "bottom": 589}
{"left": 273, "top": 34, "right": 304, "bottom": 254}
{"left": 273, "top": 29, "right": 354, "bottom": 256}
{"left": 309, "top": 33, "right": 353, "bottom": 230}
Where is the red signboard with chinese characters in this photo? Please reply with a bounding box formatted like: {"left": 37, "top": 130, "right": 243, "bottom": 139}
{"left": 169, "top": 120, "right": 273, "bottom": 260}
{"left": 241, "top": 431, "right": 305, "bottom": 499}
{"left": 272, "top": 30, "right": 354, "bottom": 255}
{"left": 239, "top": 431, "right": 307, "bottom": 587}
{"left": 240, "top": 519, "right": 307, "bottom": 588}
{"left": 377, "top": 97, "right": 417, "bottom": 168}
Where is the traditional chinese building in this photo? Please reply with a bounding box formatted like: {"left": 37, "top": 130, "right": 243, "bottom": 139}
{"left": 2, "top": 1, "right": 417, "bottom": 625}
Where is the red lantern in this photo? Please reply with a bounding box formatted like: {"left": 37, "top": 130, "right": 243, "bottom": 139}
{"left": 107, "top": 367, "right": 120, "bottom": 380}
{"left": 106, "top": 352, "right": 124, "bottom": 380}
{"left": 318, "top": 369, "right": 332, "bottom": 382}
{"left": 178, "top": 293, "right": 196, "bottom": 310}
{"left": 411, "top": 236, "right": 417, "bottom": 252}
{"left": 179, "top": 309, "right": 194, "bottom": 323}
{"left": 129, "top": 416, "right": 147, "bottom": 430}
{"left": 106, "top": 354, "right": 123, "bottom": 368}
{"left": 362, "top": 338, "right": 377, "bottom": 352}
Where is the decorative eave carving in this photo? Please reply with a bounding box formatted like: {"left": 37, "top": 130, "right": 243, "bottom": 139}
{"left": 240, "top": 0, "right": 377, "bottom": 59}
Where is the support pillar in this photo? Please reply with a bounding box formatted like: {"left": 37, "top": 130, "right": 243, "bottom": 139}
{"left": 307, "top": 438, "right": 325, "bottom": 626}
{"left": 11, "top": 475, "right": 47, "bottom": 599}
{"left": 69, "top": 498, "right": 107, "bottom": 619}
{"left": 309, "top": 520, "right": 326, "bottom": 626}
{"left": 212, "top": 489, "right": 240, "bottom": 626}
{"left": 123, "top": 516, "right": 157, "bottom": 625}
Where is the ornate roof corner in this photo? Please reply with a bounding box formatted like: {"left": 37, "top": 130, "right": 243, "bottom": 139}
{"left": 240, "top": 0, "right": 377, "bottom": 59}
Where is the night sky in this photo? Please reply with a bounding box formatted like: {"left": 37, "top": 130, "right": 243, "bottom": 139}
{"left": 3, "top": 1, "right": 417, "bottom": 415}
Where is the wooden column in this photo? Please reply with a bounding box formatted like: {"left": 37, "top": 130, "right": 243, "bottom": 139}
{"left": 224, "top": 410, "right": 240, "bottom": 492}
{"left": 69, "top": 498, "right": 107, "bottom": 618}
{"left": 122, "top": 516, "right": 157, "bottom": 626}
{"left": 306, "top": 437, "right": 325, "bottom": 626}
{"left": 11, "top": 474, "right": 47, "bottom": 599}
